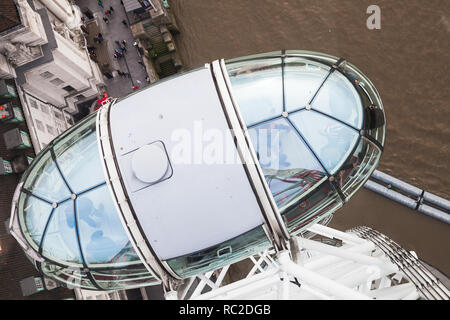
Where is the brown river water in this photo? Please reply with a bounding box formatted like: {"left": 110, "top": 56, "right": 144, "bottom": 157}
{"left": 170, "top": 0, "right": 450, "bottom": 198}
{"left": 170, "top": 0, "right": 450, "bottom": 274}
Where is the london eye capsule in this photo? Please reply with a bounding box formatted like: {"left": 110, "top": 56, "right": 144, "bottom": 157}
{"left": 9, "top": 51, "right": 386, "bottom": 290}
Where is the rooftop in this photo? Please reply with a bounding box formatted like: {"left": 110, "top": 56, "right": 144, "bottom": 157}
{"left": 0, "top": 0, "right": 21, "bottom": 33}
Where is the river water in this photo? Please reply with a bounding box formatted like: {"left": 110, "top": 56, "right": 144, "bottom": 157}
{"left": 169, "top": 0, "right": 450, "bottom": 274}
{"left": 170, "top": 0, "right": 450, "bottom": 199}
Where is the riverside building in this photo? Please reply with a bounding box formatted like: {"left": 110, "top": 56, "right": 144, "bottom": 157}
{"left": 0, "top": 0, "right": 104, "bottom": 152}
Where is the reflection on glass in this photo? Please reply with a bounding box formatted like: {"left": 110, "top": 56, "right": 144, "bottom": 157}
{"left": 290, "top": 110, "right": 359, "bottom": 175}
{"left": 41, "top": 200, "right": 83, "bottom": 266}
{"left": 312, "top": 71, "right": 363, "bottom": 129}
{"left": 337, "top": 137, "right": 381, "bottom": 200}
{"left": 21, "top": 195, "right": 53, "bottom": 249}
{"left": 248, "top": 118, "right": 326, "bottom": 211}
{"left": 282, "top": 181, "right": 343, "bottom": 236}
{"left": 225, "top": 50, "right": 282, "bottom": 64}
{"left": 284, "top": 57, "right": 330, "bottom": 112}
{"left": 22, "top": 150, "right": 71, "bottom": 203}
{"left": 76, "top": 185, "right": 139, "bottom": 267}
{"left": 166, "top": 225, "right": 271, "bottom": 278}
{"left": 53, "top": 113, "right": 104, "bottom": 193}
{"left": 227, "top": 58, "right": 283, "bottom": 126}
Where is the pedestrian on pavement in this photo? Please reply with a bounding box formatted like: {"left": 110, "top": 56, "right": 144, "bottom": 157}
{"left": 104, "top": 71, "right": 113, "bottom": 79}
{"left": 136, "top": 80, "right": 142, "bottom": 86}
{"left": 145, "top": 76, "right": 150, "bottom": 83}
{"left": 120, "top": 46, "right": 127, "bottom": 53}
{"left": 121, "top": 40, "right": 127, "bottom": 47}
{"left": 109, "top": 6, "right": 114, "bottom": 13}
{"left": 98, "top": 1, "right": 104, "bottom": 9}
{"left": 116, "top": 70, "right": 123, "bottom": 77}
{"left": 115, "top": 40, "right": 121, "bottom": 47}
{"left": 133, "top": 85, "right": 139, "bottom": 91}
{"left": 103, "top": 16, "right": 109, "bottom": 24}
{"left": 113, "top": 53, "right": 119, "bottom": 59}
{"left": 98, "top": 33, "right": 103, "bottom": 42}
{"left": 122, "top": 19, "right": 128, "bottom": 26}
{"left": 93, "top": 36, "right": 99, "bottom": 43}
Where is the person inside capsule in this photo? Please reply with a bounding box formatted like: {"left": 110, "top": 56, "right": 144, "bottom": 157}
{"left": 10, "top": 50, "right": 385, "bottom": 290}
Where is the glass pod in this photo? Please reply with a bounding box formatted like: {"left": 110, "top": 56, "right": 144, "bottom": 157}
{"left": 10, "top": 51, "right": 385, "bottom": 290}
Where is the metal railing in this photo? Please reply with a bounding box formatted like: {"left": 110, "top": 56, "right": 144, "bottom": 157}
{"left": 364, "top": 170, "right": 450, "bottom": 224}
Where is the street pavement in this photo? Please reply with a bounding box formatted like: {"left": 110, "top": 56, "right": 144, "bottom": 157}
{"left": 76, "top": 0, "right": 149, "bottom": 98}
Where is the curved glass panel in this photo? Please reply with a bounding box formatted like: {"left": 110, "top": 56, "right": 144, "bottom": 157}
{"left": 311, "top": 71, "right": 364, "bottom": 129}
{"left": 289, "top": 110, "right": 359, "bottom": 175}
{"left": 41, "top": 261, "right": 97, "bottom": 290}
{"left": 337, "top": 137, "right": 381, "bottom": 200}
{"left": 53, "top": 113, "right": 104, "bottom": 193}
{"left": 284, "top": 57, "right": 330, "bottom": 112}
{"left": 41, "top": 200, "right": 83, "bottom": 266}
{"left": 248, "top": 118, "right": 326, "bottom": 211}
{"left": 22, "top": 150, "right": 71, "bottom": 203}
{"left": 92, "top": 265, "right": 160, "bottom": 290}
{"left": 19, "top": 195, "right": 53, "bottom": 249}
{"left": 166, "top": 225, "right": 271, "bottom": 278}
{"left": 225, "top": 50, "right": 384, "bottom": 239}
{"left": 285, "top": 50, "right": 341, "bottom": 66}
{"left": 16, "top": 110, "right": 162, "bottom": 289}
{"left": 226, "top": 58, "right": 283, "bottom": 126}
{"left": 225, "top": 50, "right": 282, "bottom": 64}
{"left": 77, "top": 185, "right": 140, "bottom": 267}
{"left": 91, "top": 264, "right": 151, "bottom": 278}
{"left": 282, "top": 181, "right": 343, "bottom": 236}
{"left": 338, "top": 60, "right": 385, "bottom": 145}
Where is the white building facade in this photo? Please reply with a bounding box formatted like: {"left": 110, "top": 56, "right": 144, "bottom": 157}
{"left": 0, "top": 0, "right": 104, "bottom": 152}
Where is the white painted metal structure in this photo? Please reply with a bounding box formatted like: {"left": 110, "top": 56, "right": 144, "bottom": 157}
{"left": 172, "top": 224, "right": 449, "bottom": 300}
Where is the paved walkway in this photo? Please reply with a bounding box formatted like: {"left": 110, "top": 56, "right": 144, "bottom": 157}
{"left": 76, "top": 0, "right": 149, "bottom": 98}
